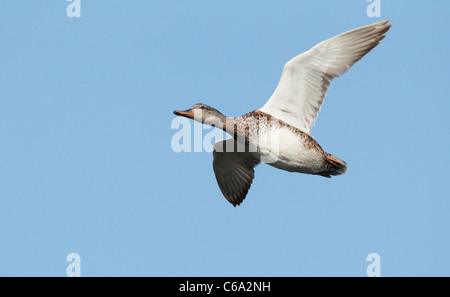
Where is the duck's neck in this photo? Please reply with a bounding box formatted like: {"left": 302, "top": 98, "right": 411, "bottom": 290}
{"left": 205, "top": 113, "right": 236, "bottom": 135}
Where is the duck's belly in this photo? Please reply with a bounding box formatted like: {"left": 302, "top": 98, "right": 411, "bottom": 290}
{"left": 253, "top": 126, "right": 326, "bottom": 174}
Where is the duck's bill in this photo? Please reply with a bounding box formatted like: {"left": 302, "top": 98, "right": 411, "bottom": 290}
{"left": 173, "top": 109, "right": 194, "bottom": 119}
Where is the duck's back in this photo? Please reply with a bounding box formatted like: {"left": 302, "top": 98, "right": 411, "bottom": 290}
{"left": 232, "top": 110, "right": 346, "bottom": 176}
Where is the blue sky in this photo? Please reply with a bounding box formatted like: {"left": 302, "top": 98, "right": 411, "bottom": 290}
{"left": 0, "top": 1, "right": 449, "bottom": 276}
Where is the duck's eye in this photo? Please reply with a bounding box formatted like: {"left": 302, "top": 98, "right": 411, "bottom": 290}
{"left": 200, "top": 106, "right": 205, "bottom": 110}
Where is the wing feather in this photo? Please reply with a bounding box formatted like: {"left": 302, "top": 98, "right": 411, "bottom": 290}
{"left": 213, "top": 138, "right": 260, "bottom": 206}
{"left": 259, "top": 20, "right": 391, "bottom": 134}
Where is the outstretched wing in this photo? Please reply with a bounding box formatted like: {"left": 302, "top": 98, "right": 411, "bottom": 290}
{"left": 259, "top": 19, "right": 391, "bottom": 134}
{"left": 213, "top": 138, "right": 260, "bottom": 206}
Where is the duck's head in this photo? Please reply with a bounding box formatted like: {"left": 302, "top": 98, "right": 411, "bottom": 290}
{"left": 173, "top": 103, "right": 226, "bottom": 128}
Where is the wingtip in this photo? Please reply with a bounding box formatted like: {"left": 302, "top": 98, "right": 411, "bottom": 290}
{"left": 371, "top": 19, "right": 391, "bottom": 29}
{"left": 229, "top": 199, "right": 241, "bottom": 207}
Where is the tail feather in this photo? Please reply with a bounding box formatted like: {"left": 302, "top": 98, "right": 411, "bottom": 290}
{"left": 318, "top": 153, "right": 347, "bottom": 178}
{"left": 326, "top": 153, "right": 347, "bottom": 175}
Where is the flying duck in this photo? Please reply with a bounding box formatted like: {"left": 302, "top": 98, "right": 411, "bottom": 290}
{"left": 174, "top": 20, "right": 391, "bottom": 206}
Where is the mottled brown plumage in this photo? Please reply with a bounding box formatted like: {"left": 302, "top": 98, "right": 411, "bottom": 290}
{"left": 230, "top": 110, "right": 323, "bottom": 152}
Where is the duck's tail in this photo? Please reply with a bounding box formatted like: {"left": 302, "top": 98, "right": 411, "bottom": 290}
{"left": 317, "top": 153, "right": 347, "bottom": 178}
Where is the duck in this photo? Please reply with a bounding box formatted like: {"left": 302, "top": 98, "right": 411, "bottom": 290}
{"left": 174, "top": 19, "right": 391, "bottom": 206}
